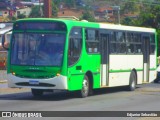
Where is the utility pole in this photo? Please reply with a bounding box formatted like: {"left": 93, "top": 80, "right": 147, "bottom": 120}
{"left": 112, "top": 6, "right": 120, "bottom": 24}
{"left": 39, "top": 0, "right": 43, "bottom": 17}
{"left": 44, "top": 0, "right": 52, "bottom": 18}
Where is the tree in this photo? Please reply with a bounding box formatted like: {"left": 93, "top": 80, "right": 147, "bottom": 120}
{"left": 135, "top": 5, "right": 160, "bottom": 29}
{"left": 11, "top": 16, "right": 17, "bottom": 21}
{"left": 65, "top": 0, "right": 76, "bottom": 8}
{"left": 52, "top": 1, "right": 58, "bottom": 17}
{"left": 80, "top": 10, "right": 95, "bottom": 22}
{"left": 137, "top": 5, "right": 160, "bottom": 55}
{"left": 121, "top": 2, "right": 160, "bottom": 55}
{"left": 121, "top": 0, "right": 139, "bottom": 14}
{"left": 17, "top": 14, "right": 26, "bottom": 19}
{"left": 122, "top": 17, "right": 136, "bottom": 26}
{"left": 29, "top": 5, "right": 44, "bottom": 18}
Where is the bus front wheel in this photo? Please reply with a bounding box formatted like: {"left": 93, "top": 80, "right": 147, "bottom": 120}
{"left": 79, "top": 75, "right": 89, "bottom": 98}
{"left": 128, "top": 71, "right": 137, "bottom": 91}
{"left": 31, "top": 89, "right": 43, "bottom": 97}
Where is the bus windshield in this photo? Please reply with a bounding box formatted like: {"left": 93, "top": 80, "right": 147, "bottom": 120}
{"left": 11, "top": 33, "right": 65, "bottom": 66}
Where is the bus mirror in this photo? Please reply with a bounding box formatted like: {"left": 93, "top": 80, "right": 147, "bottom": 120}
{"left": 2, "top": 30, "right": 12, "bottom": 51}
{"left": 2, "top": 34, "right": 9, "bottom": 50}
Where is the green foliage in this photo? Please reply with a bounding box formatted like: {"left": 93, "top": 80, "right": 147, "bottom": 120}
{"left": 52, "top": 1, "right": 58, "bottom": 17}
{"left": 137, "top": 13, "right": 155, "bottom": 27}
{"left": 54, "top": 0, "right": 62, "bottom": 5}
{"left": 121, "top": 0, "right": 139, "bottom": 14}
{"left": 29, "top": 6, "right": 43, "bottom": 18}
{"left": 122, "top": 17, "right": 136, "bottom": 26}
{"left": 65, "top": 0, "right": 76, "bottom": 8}
{"left": 135, "top": 5, "right": 160, "bottom": 29}
{"left": 135, "top": 5, "right": 160, "bottom": 55}
{"left": 80, "top": 10, "right": 96, "bottom": 22}
{"left": 17, "top": 14, "right": 26, "bottom": 19}
{"left": 8, "top": 16, "right": 17, "bottom": 22}
{"left": 30, "top": 1, "right": 58, "bottom": 18}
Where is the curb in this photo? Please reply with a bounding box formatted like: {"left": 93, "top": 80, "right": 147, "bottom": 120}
{"left": 0, "top": 80, "right": 8, "bottom": 84}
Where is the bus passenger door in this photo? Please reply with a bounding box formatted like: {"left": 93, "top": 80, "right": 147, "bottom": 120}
{"left": 143, "top": 35, "right": 150, "bottom": 83}
{"left": 100, "top": 33, "right": 110, "bottom": 86}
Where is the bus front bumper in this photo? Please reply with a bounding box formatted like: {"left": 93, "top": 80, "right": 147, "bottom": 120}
{"left": 7, "top": 74, "right": 68, "bottom": 90}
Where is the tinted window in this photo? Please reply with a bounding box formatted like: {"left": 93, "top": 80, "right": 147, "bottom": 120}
{"left": 126, "top": 32, "right": 142, "bottom": 54}
{"left": 85, "top": 29, "right": 100, "bottom": 53}
{"left": 115, "top": 31, "right": 126, "bottom": 54}
{"left": 110, "top": 31, "right": 126, "bottom": 54}
{"left": 150, "top": 34, "right": 155, "bottom": 54}
{"left": 68, "top": 28, "right": 82, "bottom": 66}
{"left": 14, "top": 22, "right": 67, "bottom": 31}
{"left": 11, "top": 33, "right": 65, "bottom": 66}
{"left": 110, "top": 31, "right": 116, "bottom": 54}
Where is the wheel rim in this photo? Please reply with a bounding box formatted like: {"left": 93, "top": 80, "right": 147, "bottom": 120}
{"left": 131, "top": 79, "right": 135, "bottom": 89}
{"left": 131, "top": 74, "right": 136, "bottom": 89}
{"left": 82, "top": 79, "right": 89, "bottom": 95}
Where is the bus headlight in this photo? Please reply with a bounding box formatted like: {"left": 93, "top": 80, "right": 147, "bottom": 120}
{"left": 56, "top": 73, "right": 61, "bottom": 76}
{"left": 12, "top": 72, "right": 15, "bottom": 75}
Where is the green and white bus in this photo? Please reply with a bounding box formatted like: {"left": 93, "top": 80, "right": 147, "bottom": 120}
{"left": 2, "top": 18, "right": 157, "bottom": 97}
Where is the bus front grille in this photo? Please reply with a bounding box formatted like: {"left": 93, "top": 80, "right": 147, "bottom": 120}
{"left": 16, "top": 82, "right": 56, "bottom": 87}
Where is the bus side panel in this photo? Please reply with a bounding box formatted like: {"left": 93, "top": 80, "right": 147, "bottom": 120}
{"left": 67, "top": 55, "right": 101, "bottom": 91}
{"left": 93, "top": 72, "right": 101, "bottom": 89}
{"left": 87, "top": 55, "right": 101, "bottom": 89}
{"left": 109, "top": 72, "right": 130, "bottom": 87}
{"left": 149, "top": 55, "right": 157, "bottom": 82}
{"left": 136, "top": 71, "right": 143, "bottom": 84}
{"left": 109, "top": 55, "right": 143, "bottom": 86}
{"left": 68, "top": 74, "right": 84, "bottom": 91}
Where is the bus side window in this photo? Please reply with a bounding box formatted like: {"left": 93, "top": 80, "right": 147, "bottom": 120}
{"left": 68, "top": 28, "right": 82, "bottom": 66}
{"left": 126, "top": 32, "right": 142, "bottom": 54}
{"left": 85, "top": 29, "right": 100, "bottom": 53}
{"left": 116, "top": 31, "right": 126, "bottom": 54}
{"left": 110, "top": 43, "right": 116, "bottom": 53}
{"left": 150, "top": 34, "right": 155, "bottom": 54}
{"left": 134, "top": 33, "right": 142, "bottom": 54}
{"left": 110, "top": 31, "right": 116, "bottom": 54}
{"left": 127, "top": 44, "right": 134, "bottom": 53}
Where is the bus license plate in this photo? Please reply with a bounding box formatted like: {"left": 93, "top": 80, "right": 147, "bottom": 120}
{"left": 29, "top": 80, "right": 39, "bottom": 85}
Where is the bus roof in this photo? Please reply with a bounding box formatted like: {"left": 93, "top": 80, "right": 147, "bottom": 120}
{"left": 15, "top": 18, "right": 156, "bottom": 33}
{"left": 15, "top": 18, "right": 99, "bottom": 28}
{"left": 99, "top": 23, "right": 156, "bottom": 33}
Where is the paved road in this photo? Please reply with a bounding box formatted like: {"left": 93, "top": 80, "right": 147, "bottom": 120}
{"left": 0, "top": 83, "right": 160, "bottom": 120}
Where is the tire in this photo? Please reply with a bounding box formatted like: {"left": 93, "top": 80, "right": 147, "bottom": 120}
{"left": 31, "top": 89, "right": 43, "bottom": 97}
{"left": 154, "top": 79, "right": 159, "bottom": 83}
{"left": 128, "top": 71, "right": 136, "bottom": 91}
{"left": 79, "top": 75, "right": 90, "bottom": 98}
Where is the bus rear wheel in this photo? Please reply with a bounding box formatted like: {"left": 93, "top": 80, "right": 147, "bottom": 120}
{"left": 128, "top": 71, "right": 137, "bottom": 91}
{"left": 31, "top": 89, "right": 43, "bottom": 97}
{"left": 79, "top": 75, "right": 89, "bottom": 98}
